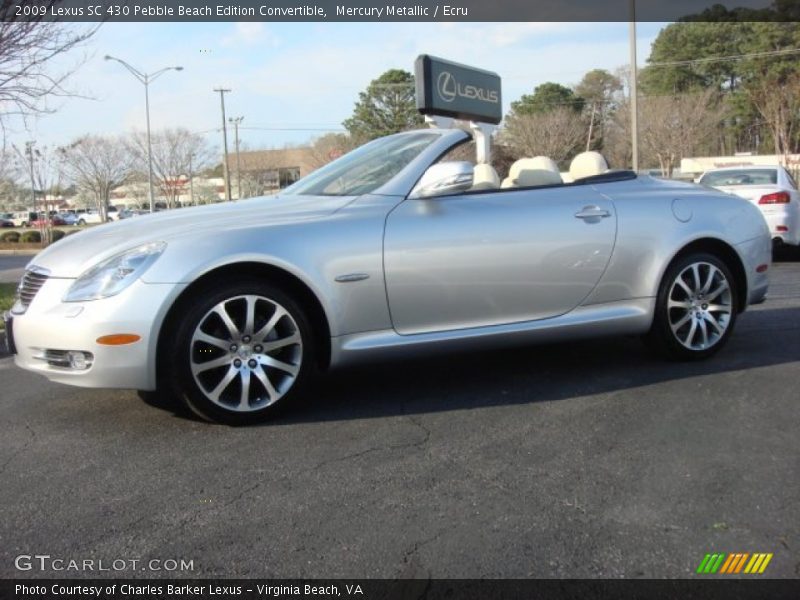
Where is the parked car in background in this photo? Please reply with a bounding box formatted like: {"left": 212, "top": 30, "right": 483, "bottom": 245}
{"left": 107, "top": 206, "right": 120, "bottom": 221}
{"left": 57, "top": 212, "right": 79, "bottom": 226}
{"left": 699, "top": 165, "right": 800, "bottom": 247}
{"left": 5, "top": 128, "right": 771, "bottom": 424}
{"left": 10, "top": 212, "right": 38, "bottom": 227}
{"left": 118, "top": 208, "right": 148, "bottom": 219}
{"left": 0, "top": 215, "right": 13, "bottom": 228}
{"left": 74, "top": 209, "right": 103, "bottom": 225}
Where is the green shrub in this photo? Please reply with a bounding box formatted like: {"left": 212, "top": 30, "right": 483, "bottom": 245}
{"left": 20, "top": 230, "right": 41, "bottom": 243}
{"left": 0, "top": 231, "right": 20, "bottom": 243}
{"left": 50, "top": 229, "right": 65, "bottom": 242}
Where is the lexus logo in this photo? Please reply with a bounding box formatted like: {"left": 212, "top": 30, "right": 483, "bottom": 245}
{"left": 435, "top": 70, "right": 500, "bottom": 105}
{"left": 437, "top": 71, "right": 457, "bottom": 103}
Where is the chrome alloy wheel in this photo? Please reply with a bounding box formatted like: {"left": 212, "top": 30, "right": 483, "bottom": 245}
{"left": 667, "top": 262, "right": 733, "bottom": 351}
{"left": 189, "top": 295, "right": 302, "bottom": 412}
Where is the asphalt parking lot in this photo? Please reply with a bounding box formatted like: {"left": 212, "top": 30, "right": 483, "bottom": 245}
{"left": 0, "top": 253, "right": 798, "bottom": 579}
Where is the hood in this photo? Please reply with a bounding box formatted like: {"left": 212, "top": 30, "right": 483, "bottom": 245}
{"left": 28, "top": 194, "right": 355, "bottom": 278}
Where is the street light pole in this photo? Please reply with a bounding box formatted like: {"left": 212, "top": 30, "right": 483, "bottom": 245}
{"left": 105, "top": 55, "right": 183, "bottom": 214}
{"left": 214, "top": 88, "right": 233, "bottom": 202}
{"left": 229, "top": 116, "right": 244, "bottom": 200}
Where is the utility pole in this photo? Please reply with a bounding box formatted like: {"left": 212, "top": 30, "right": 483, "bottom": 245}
{"left": 229, "top": 116, "right": 244, "bottom": 200}
{"left": 629, "top": 0, "right": 639, "bottom": 172}
{"left": 188, "top": 152, "right": 195, "bottom": 206}
{"left": 214, "top": 87, "right": 233, "bottom": 202}
{"left": 25, "top": 142, "right": 36, "bottom": 213}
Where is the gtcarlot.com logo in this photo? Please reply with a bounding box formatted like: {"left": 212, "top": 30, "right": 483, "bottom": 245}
{"left": 15, "top": 554, "right": 194, "bottom": 572}
{"left": 696, "top": 552, "right": 773, "bottom": 574}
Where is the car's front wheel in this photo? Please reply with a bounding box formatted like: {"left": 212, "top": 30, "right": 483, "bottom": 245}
{"left": 169, "top": 279, "right": 316, "bottom": 424}
{"left": 646, "top": 252, "right": 738, "bottom": 361}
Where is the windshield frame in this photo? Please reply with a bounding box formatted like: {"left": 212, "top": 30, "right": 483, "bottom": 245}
{"left": 281, "top": 129, "right": 471, "bottom": 199}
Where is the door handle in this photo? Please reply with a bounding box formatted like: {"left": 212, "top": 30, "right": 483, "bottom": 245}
{"left": 575, "top": 206, "right": 611, "bottom": 219}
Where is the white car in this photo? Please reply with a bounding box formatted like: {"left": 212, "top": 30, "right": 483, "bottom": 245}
{"left": 74, "top": 209, "right": 103, "bottom": 225}
{"left": 698, "top": 166, "right": 800, "bottom": 246}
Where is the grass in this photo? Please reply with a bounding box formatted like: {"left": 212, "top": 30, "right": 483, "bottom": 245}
{"left": 0, "top": 283, "right": 16, "bottom": 330}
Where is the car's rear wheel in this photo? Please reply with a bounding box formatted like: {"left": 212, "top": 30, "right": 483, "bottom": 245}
{"left": 77, "top": 219, "right": 86, "bottom": 226}
{"left": 646, "top": 252, "right": 738, "bottom": 361}
{"left": 169, "top": 279, "right": 316, "bottom": 424}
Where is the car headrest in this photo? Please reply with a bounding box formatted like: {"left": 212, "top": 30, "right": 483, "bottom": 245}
{"left": 471, "top": 163, "right": 500, "bottom": 190}
{"left": 569, "top": 152, "right": 609, "bottom": 181}
{"left": 508, "top": 156, "right": 562, "bottom": 188}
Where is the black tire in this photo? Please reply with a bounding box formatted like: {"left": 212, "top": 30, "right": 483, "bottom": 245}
{"left": 645, "top": 252, "right": 738, "bottom": 361}
{"left": 77, "top": 219, "right": 86, "bottom": 226}
{"left": 168, "top": 278, "right": 317, "bottom": 425}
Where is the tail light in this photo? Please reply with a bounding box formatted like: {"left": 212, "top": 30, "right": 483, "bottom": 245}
{"left": 758, "top": 192, "right": 790, "bottom": 205}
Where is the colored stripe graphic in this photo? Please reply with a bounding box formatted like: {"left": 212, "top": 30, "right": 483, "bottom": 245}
{"left": 696, "top": 554, "right": 712, "bottom": 574}
{"left": 699, "top": 553, "right": 774, "bottom": 574}
{"left": 758, "top": 554, "right": 773, "bottom": 573}
{"left": 734, "top": 553, "right": 749, "bottom": 573}
{"left": 719, "top": 554, "right": 735, "bottom": 573}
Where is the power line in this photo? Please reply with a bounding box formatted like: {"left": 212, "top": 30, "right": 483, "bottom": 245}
{"left": 648, "top": 46, "right": 800, "bottom": 68}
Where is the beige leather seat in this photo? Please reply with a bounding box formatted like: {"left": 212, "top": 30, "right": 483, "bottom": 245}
{"left": 502, "top": 156, "right": 562, "bottom": 188}
{"left": 471, "top": 163, "right": 500, "bottom": 190}
{"left": 569, "top": 152, "right": 609, "bottom": 181}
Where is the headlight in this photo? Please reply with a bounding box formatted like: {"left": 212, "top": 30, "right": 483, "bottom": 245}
{"left": 64, "top": 242, "right": 166, "bottom": 302}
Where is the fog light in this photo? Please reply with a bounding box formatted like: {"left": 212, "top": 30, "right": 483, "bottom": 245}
{"left": 33, "top": 349, "right": 95, "bottom": 370}
{"left": 67, "top": 351, "right": 91, "bottom": 370}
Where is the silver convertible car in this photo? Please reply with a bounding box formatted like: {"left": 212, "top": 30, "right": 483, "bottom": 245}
{"left": 6, "top": 128, "right": 771, "bottom": 423}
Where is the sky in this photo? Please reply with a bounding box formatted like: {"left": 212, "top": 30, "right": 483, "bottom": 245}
{"left": 5, "top": 21, "right": 665, "bottom": 155}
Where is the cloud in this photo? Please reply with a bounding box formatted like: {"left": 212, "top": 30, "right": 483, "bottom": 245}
{"left": 9, "top": 22, "right": 660, "bottom": 151}
{"left": 221, "top": 22, "right": 280, "bottom": 47}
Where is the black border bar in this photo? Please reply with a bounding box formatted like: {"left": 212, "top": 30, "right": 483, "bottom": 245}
{"left": 1, "top": 0, "right": 797, "bottom": 23}
{"left": 3, "top": 579, "right": 800, "bottom": 600}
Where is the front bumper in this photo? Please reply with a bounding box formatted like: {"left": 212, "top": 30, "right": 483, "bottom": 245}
{"left": 9, "top": 277, "right": 186, "bottom": 390}
{"left": 735, "top": 235, "right": 771, "bottom": 307}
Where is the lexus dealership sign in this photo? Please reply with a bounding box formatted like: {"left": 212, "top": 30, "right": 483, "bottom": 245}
{"left": 415, "top": 55, "right": 502, "bottom": 124}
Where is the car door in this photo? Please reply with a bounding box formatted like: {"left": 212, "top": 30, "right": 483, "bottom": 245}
{"left": 383, "top": 184, "right": 617, "bottom": 335}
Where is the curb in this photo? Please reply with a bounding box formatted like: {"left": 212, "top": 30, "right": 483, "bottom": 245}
{"left": 0, "top": 249, "right": 39, "bottom": 256}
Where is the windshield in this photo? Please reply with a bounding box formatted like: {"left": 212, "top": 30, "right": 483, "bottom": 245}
{"left": 700, "top": 169, "right": 777, "bottom": 187}
{"left": 283, "top": 131, "right": 441, "bottom": 196}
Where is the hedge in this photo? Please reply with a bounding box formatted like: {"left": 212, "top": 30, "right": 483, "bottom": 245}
{"left": 20, "top": 230, "right": 42, "bottom": 243}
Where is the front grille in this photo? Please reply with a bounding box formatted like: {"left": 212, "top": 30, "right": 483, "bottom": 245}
{"left": 15, "top": 267, "right": 50, "bottom": 312}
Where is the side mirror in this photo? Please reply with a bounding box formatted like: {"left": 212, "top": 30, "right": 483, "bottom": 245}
{"left": 409, "top": 161, "right": 474, "bottom": 199}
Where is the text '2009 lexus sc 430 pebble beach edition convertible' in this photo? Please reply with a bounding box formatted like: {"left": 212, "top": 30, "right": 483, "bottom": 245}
{"left": 5, "top": 58, "right": 771, "bottom": 425}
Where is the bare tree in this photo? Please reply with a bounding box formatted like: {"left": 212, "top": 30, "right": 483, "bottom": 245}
{"left": 638, "top": 90, "right": 723, "bottom": 177}
{"left": 128, "top": 128, "right": 214, "bottom": 208}
{"left": 746, "top": 72, "right": 800, "bottom": 160}
{"left": 59, "top": 135, "right": 130, "bottom": 221}
{"left": 501, "top": 107, "right": 587, "bottom": 165}
{"left": 11, "top": 143, "right": 67, "bottom": 241}
{"left": 0, "top": 5, "right": 99, "bottom": 137}
{"left": 307, "top": 133, "right": 358, "bottom": 170}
